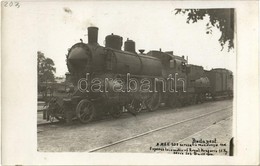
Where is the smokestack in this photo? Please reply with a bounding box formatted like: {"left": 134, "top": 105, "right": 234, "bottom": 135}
{"left": 88, "top": 27, "right": 98, "bottom": 44}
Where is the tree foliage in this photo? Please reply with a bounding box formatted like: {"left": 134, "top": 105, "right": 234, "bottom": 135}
{"left": 37, "top": 51, "right": 56, "bottom": 83}
{"left": 175, "top": 9, "right": 234, "bottom": 50}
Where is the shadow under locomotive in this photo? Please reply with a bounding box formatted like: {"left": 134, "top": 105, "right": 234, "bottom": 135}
{"left": 42, "top": 27, "right": 233, "bottom": 124}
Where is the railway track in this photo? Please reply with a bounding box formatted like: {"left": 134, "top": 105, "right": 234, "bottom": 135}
{"left": 87, "top": 106, "right": 232, "bottom": 152}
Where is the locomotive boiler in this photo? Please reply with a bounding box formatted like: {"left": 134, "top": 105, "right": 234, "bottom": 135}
{"left": 67, "top": 27, "right": 162, "bottom": 80}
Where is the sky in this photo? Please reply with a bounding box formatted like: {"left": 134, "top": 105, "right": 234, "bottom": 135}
{"left": 4, "top": 1, "right": 236, "bottom": 77}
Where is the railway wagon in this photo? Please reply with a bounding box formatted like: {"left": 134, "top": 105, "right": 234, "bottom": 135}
{"left": 206, "top": 68, "right": 233, "bottom": 99}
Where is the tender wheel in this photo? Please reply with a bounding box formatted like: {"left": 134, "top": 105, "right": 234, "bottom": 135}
{"left": 76, "top": 99, "right": 96, "bottom": 123}
{"left": 145, "top": 92, "right": 161, "bottom": 111}
{"left": 109, "top": 105, "right": 123, "bottom": 119}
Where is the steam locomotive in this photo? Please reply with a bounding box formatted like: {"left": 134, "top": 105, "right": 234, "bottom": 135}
{"left": 45, "top": 27, "right": 233, "bottom": 123}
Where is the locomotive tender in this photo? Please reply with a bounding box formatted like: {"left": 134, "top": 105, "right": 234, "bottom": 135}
{"left": 45, "top": 26, "right": 233, "bottom": 123}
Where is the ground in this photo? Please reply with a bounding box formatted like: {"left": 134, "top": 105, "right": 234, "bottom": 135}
{"left": 37, "top": 99, "right": 233, "bottom": 155}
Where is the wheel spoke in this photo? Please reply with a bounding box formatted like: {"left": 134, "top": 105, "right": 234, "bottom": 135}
{"left": 80, "top": 111, "right": 88, "bottom": 117}
{"left": 82, "top": 113, "right": 90, "bottom": 120}
{"left": 76, "top": 99, "right": 95, "bottom": 123}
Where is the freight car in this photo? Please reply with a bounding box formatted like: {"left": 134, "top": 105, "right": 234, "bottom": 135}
{"left": 43, "top": 26, "right": 233, "bottom": 124}
{"left": 205, "top": 68, "right": 233, "bottom": 99}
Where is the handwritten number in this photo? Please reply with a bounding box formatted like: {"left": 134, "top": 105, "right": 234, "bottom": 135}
{"left": 14, "top": 2, "right": 20, "bottom": 8}
{"left": 2, "top": 1, "right": 20, "bottom": 8}
{"left": 4, "top": 1, "right": 8, "bottom": 7}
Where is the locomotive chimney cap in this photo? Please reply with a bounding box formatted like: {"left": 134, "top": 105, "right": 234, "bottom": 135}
{"left": 88, "top": 26, "right": 98, "bottom": 30}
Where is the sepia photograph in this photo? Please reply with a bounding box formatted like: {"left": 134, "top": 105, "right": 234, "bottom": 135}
{"left": 1, "top": 0, "right": 259, "bottom": 165}
{"left": 36, "top": 2, "right": 235, "bottom": 154}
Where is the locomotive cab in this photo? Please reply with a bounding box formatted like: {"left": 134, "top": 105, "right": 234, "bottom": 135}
{"left": 169, "top": 55, "right": 187, "bottom": 72}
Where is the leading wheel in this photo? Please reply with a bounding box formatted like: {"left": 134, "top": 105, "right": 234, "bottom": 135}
{"left": 76, "top": 99, "right": 96, "bottom": 123}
